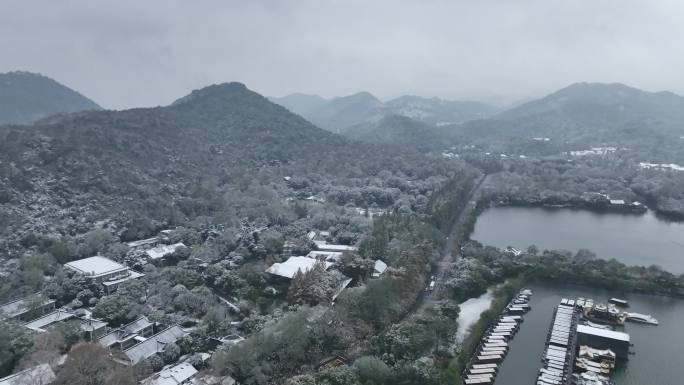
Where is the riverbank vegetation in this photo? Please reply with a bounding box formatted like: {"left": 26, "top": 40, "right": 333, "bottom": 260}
{"left": 442, "top": 278, "right": 523, "bottom": 385}
{"left": 455, "top": 229, "right": 684, "bottom": 299}
{"left": 481, "top": 156, "right": 684, "bottom": 219}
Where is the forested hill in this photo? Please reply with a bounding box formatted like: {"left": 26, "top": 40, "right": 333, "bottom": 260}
{"left": 0, "top": 71, "right": 101, "bottom": 125}
{"left": 497, "top": 82, "right": 684, "bottom": 124}
{"left": 447, "top": 82, "right": 684, "bottom": 157}
{"left": 0, "top": 82, "right": 471, "bottom": 254}
{"left": 272, "top": 91, "right": 497, "bottom": 132}
{"left": 304, "top": 91, "right": 386, "bottom": 133}
{"left": 343, "top": 114, "right": 453, "bottom": 152}
{"left": 273, "top": 83, "right": 684, "bottom": 160}
{"left": 384, "top": 95, "right": 497, "bottom": 126}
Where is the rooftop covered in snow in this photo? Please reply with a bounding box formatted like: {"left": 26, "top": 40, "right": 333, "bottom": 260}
{"left": 64, "top": 256, "right": 129, "bottom": 278}
{"left": 0, "top": 294, "right": 55, "bottom": 319}
{"left": 372, "top": 260, "right": 388, "bottom": 277}
{"left": 145, "top": 243, "right": 186, "bottom": 260}
{"left": 141, "top": 362, "right": 197, "bottom": 385}
{"left": 313, "top": 241, "right": 357, "bottom": 252}
{"left": 123, "top": 325, "right": 186, "bottom": 364}
{"left": 265, "top": 256, "right": 333, "bottom": 279}
{"left": 306, "top": 250, "right": 343, "bottom": 262}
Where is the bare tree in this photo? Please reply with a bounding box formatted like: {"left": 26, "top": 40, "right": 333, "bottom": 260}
{"left": 54, "top": 343, "right": 136, "bottom": 385}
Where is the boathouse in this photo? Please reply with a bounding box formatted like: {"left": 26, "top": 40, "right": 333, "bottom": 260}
{"left": 576, "top": 324, "right": 630, "bottom": 358}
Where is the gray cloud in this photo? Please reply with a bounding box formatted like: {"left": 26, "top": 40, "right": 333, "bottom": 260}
{"left": 2, "top": 0, "right": 683, "bottom": 109}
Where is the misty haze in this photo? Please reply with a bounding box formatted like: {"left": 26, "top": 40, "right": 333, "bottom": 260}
{"left": 1, "top": 2, "right": 683, "bottom": 385}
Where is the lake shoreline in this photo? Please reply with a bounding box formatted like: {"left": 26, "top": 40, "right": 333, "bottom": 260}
{"left": 471, "top": 205, "right": 684, "bottom": 274}
{"left": 491, "top": 196, "right": 684, "bottom": 222}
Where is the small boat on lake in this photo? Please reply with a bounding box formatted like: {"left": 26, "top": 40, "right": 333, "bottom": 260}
{"left": 625, "top": 312, "right": 658, "bottom": 325}
{"left": 608, "top": 298, "right": 629, "bottom": 307}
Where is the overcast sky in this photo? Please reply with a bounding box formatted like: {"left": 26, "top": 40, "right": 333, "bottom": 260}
{"left": 2, "top": 0, "right": 683, "bottom": 109}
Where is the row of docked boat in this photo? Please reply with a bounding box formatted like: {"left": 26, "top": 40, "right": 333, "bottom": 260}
{"left": 536, "top": 301, "right": 579, "bottom": 385}
{"left": 576, "top": 297, "right": 659, "bottom": 326}
{"left": 462, "top": 289, "right": 533, "bottom": 385}
{"left": 574, "top": 345, "right": 616, "bottom": 376}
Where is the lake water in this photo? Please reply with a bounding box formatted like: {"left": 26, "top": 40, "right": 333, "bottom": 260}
{"left": 456, "top": 288, "right": 495, "bottom": 342}
{"left": 472, "top": 206, "right": 684, "bottom": 273}
{"left": 494, "top": 282, "right": 684, "bottom": 385}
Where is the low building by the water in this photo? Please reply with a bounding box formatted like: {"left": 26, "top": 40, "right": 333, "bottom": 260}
{"left": 576, "top": 325, "right": 630, "bottom": 359}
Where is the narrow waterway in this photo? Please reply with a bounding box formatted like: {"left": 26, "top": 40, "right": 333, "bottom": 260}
{"left": 472, "top": 206, "right": 684, "bottom": 273}
{"left": 456, "top": 288, "right": 494, "bottom": 342}
{"left": 494, "top": 282, "right": 684, "bottom": 385}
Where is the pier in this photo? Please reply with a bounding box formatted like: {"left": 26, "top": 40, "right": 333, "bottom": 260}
{"left": 461, "top": 289, "right": 533, "bottom": 384}
{"left": 535, "top": 299, "right": 579, "bottom": 385}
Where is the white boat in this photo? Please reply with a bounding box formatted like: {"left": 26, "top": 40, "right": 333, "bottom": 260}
{"left": 608, "top": 297, "right": 629, "bottom": 307}
{"left": 626, "top": 312, "right": 658, "bottom": 325}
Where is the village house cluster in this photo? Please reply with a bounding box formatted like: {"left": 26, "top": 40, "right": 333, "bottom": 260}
{"left": 265, "top": 230, "right": 388, "bottom": 302}
{"left": 1, "top": 224, "right": 383, "bottom": 385}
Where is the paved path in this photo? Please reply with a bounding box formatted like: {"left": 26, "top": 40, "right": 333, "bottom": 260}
{"left": 418, "top": 173, "right": 489, "bottom": 309}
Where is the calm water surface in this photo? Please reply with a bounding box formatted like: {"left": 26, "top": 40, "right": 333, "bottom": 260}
{"left": 495, "top": 282, "right": 684, "bottom": 385}
{"left": 472, "top": 206, "right": 684, "bottom": 273}
{"left": 456, "top": 288, "right": 494, "bottom": 342}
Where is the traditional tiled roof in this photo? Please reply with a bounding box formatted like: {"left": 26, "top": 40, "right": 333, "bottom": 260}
{"left": 123, "top": 326, "right": 186, "bottom": 364}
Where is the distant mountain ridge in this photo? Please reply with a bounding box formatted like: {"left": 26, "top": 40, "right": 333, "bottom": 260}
{"left": 331, "top": 82, "right": 684, "bottom": 156}
{"left": 497, "top": 82, "right": 684, "bottom": 124}
{"left": 271, "top": 91, "right": 498, "bottom": 132}
{"left": 442, "top": 82, "right": 684, "bottom": 158}
{"left": 384, "top": 95, "right": 497, "bottom": 126}
{"left": 0, "top": 71, "right": 101, "bottom": 125}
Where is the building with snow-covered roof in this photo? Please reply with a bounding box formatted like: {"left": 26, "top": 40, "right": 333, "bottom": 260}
{"left": 98, "top": 316, "right": 154, "bottom": 350}
{"left": 306, "top": 250, "right": 343, "bottom": 262}
{"left": 146, "top": 243, "right": 186, "bottom": 260}
{"left": 126, "top": 237, "right": 160, "bottom": 250}
{"left": 122, "top": 325, "right": 187, "bottom": 365}
{"left": 192, "top": 375, "right": 236, "bottom": 385}
{"left": 141, "top": 362, "right": 197, "bottom": 385}
{"left": 265, "top": 256, "right": 332, "bottom": 279}
{"left": 24, "top": 309, "right": 76, "bottom": 331}
{"left": 372, "top": 260, "right": 388, "bottom": 278}
{"left": 577, "top": 324, "right": 630, "bottom": 358}
{"left": 24, "top": 309, "right": 108, "bottom": 340}
{"left": 64, "top": 256, "right": 144, "bottom": 294}
{"left": 313, "top": 241, "right": 356, "bottom": 252}
{"left": 0, "top": 363, "right": 56, "bottom": 385}
{"left": 65, "top": 256, "right": 128, "bottom": 279}
{"left": 0, "top": 294, "right": 55, "bottom": 321}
